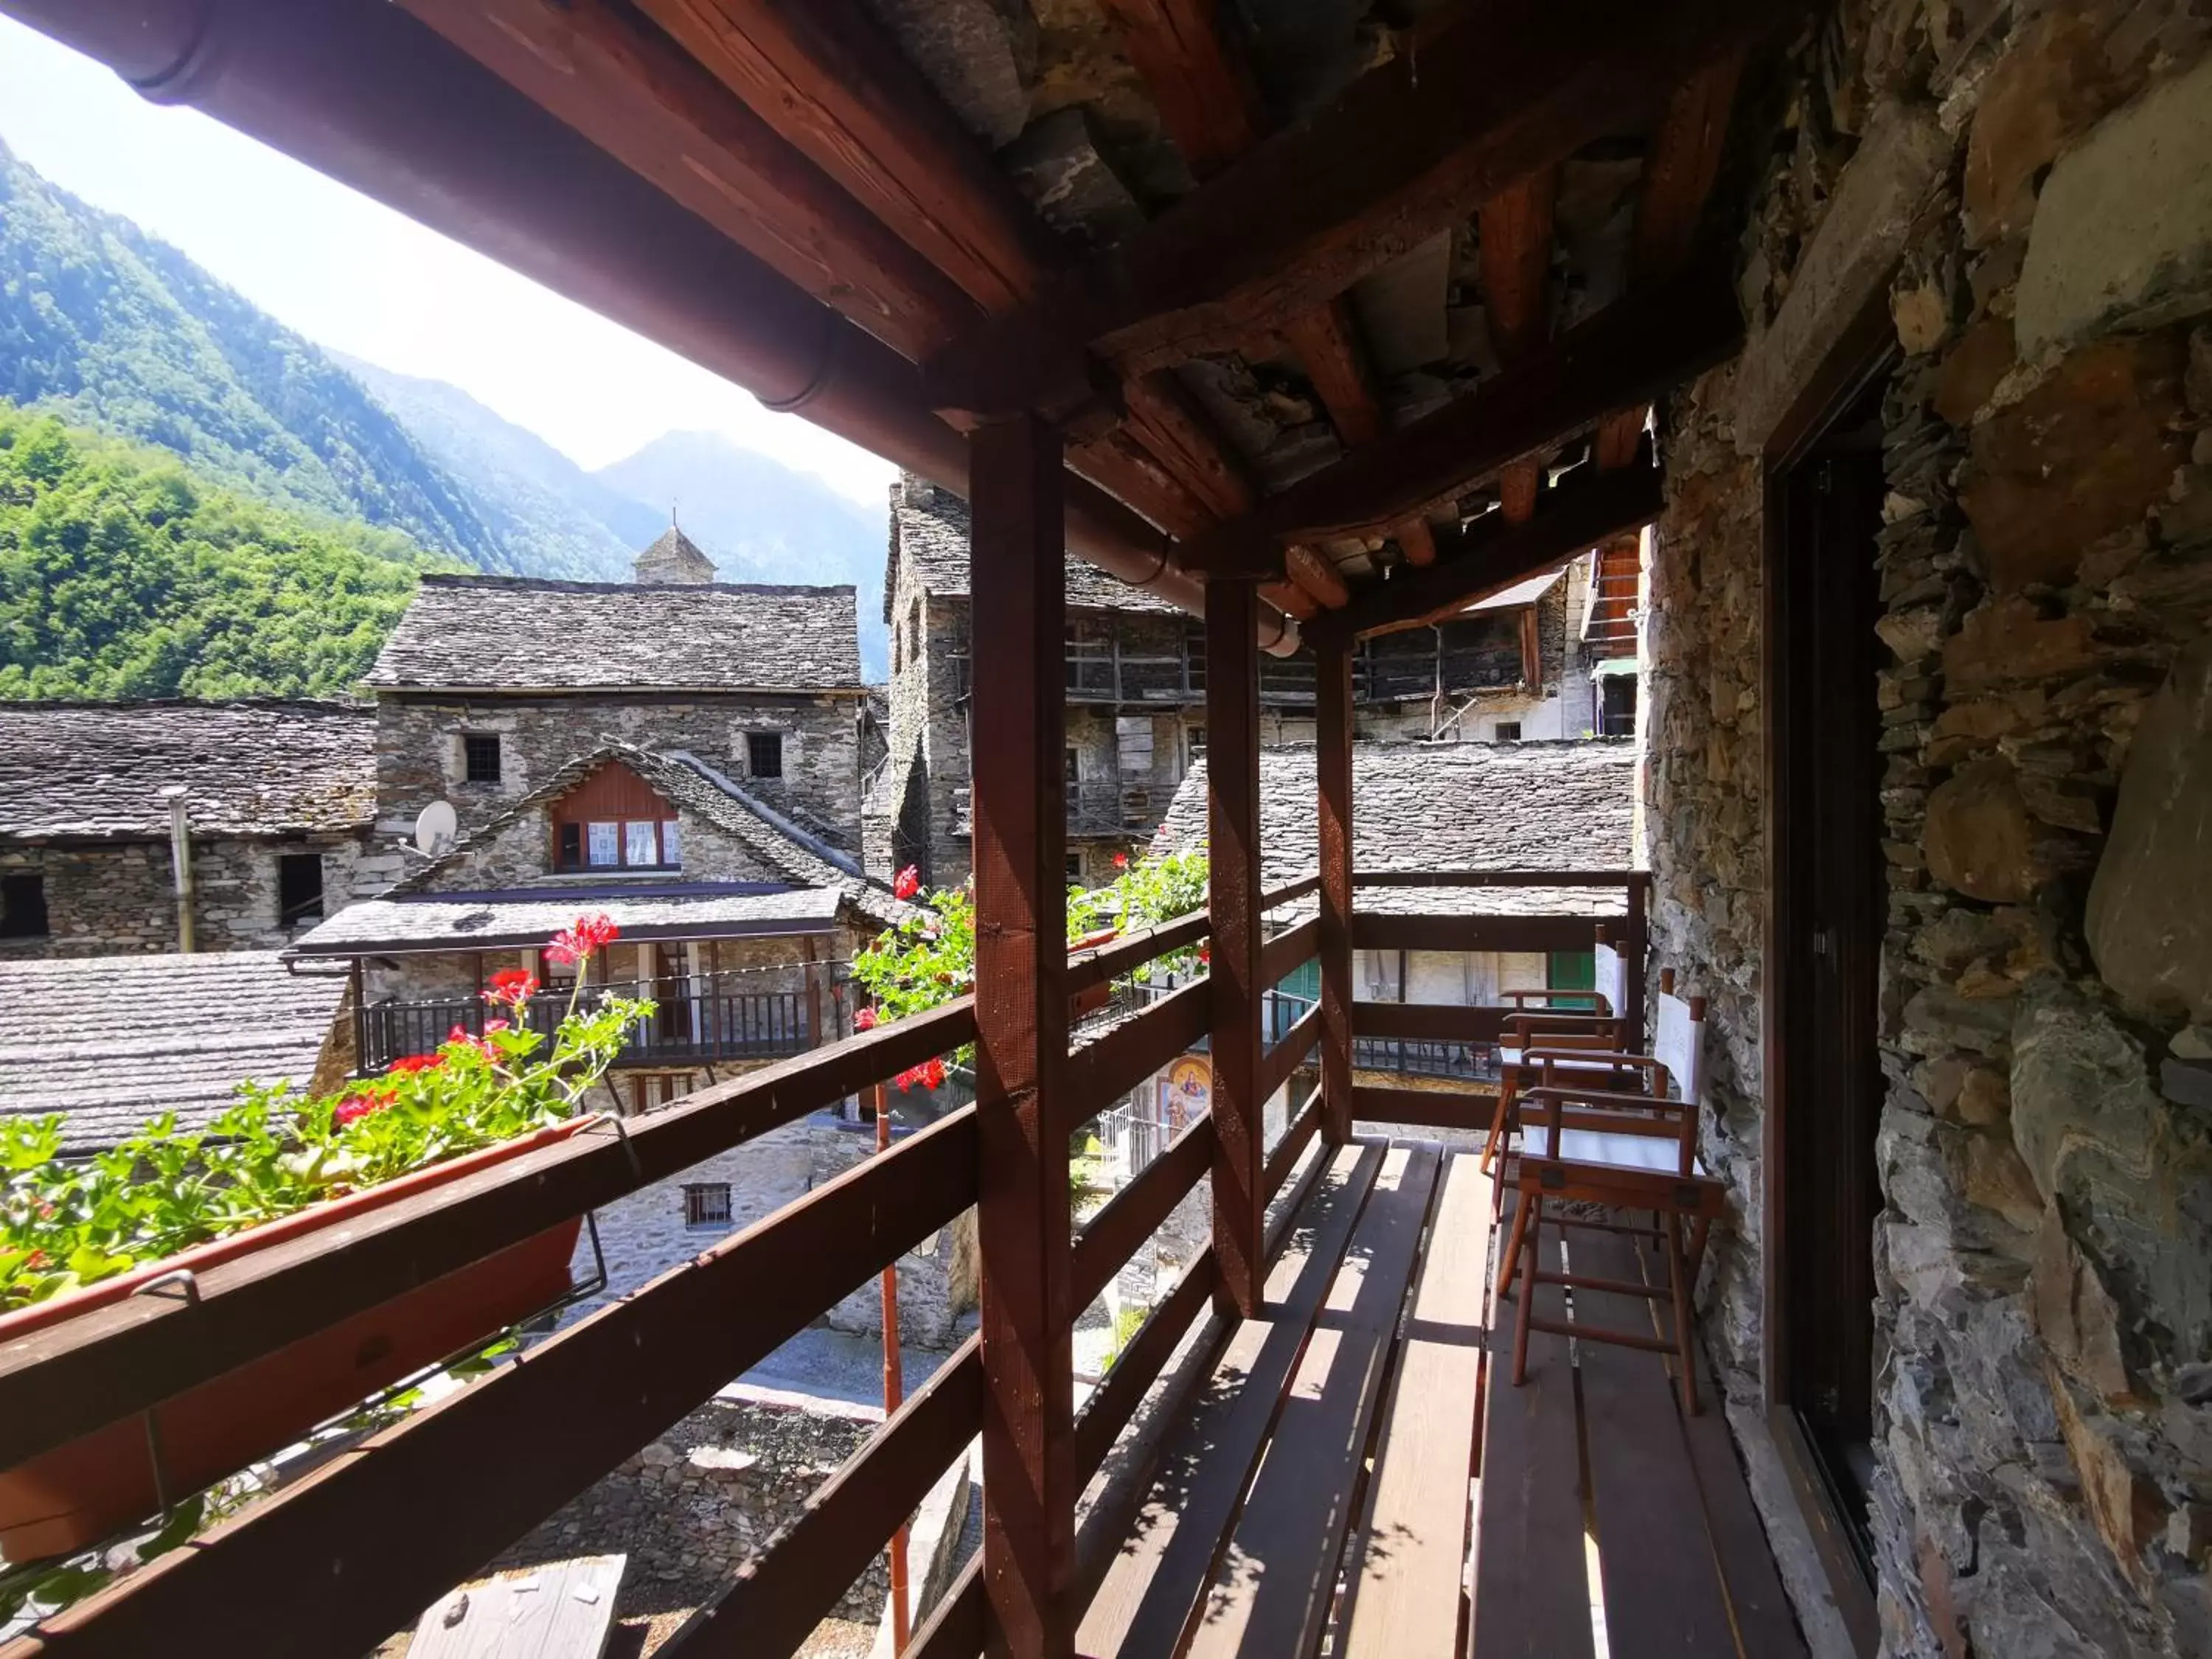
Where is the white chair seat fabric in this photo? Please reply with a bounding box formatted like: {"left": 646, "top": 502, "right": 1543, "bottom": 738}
{"left": 1499, "top": 1048, "right": 1621, "bottom": 1071}
{"left": 1523, "top": 1124, "right": 1706, "bottom": 1179}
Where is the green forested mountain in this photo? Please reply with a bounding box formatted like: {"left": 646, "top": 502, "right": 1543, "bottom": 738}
{"left": 337, "top": 355, "right": 656, "bottom": 582}
{"left": 0, "top": 134, "right": 898, "bottom": 684}
{"left": 0, "top": 136, "right": 585, "bottom": 579}
{"left": 0, "top": 404, "right": 447, "bottom": 700}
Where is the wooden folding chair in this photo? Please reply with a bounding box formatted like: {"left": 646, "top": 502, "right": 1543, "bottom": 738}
{"left": 1495, "top": 990, "right": 1718, "bottom": 1413}
{"left": 1478, "top": 1007, "right": 1626, "bottom": 1174}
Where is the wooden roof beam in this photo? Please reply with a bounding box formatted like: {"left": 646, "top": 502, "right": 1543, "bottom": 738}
{"left": 928, "top": 0, "right": 1798, "bottom": 418}
{"left": 398, "top": 0, "right": 984, "bottom": 359}
{"left": 1182, "top": 260, "right": 1742, "bottom": 578}
{"left": 1478, "top": 170, "right": 1559, "bottom": 520}
{"left": 636, "top": 0, "right": 1062, "bottom": 313}
{"left": 1594, "top": 55, "right": 1745, "bottom": 467}
{"left": 1277, "top": 299, "right": 1439, "bottom": 567}
{"left": 1308, "top": 452, "right": 1663, "bottom": 646}
{"left": 1095, "top": 0, "right": 1266, "bottom": 181}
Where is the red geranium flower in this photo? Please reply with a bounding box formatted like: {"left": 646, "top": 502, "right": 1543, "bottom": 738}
{"left": 388, "top": 1053, "right": 443, "bottom": 1074}
{"left": 483, "top": 968, "right": 539, "bottom": 1009}
{"left": 1113, "top": 852, "right": 1129, "bottom": 869}
{"left": 1197, "top": 943, "right": 1211, "bottom": 965}
{"left": 892, "top": 865, "right": 920, "bottom": 901}
{"left": 922, "top": 1057, "right": 947, "bottom": 1090}
{"left": 333, "top": 1093, "right": 387, "bottom": 1128}
{"left": 548, "top": 913, "right": 620, "bottom": 966}
{"left": 854, "top": 1007, "right": 877, "bottom": 1031}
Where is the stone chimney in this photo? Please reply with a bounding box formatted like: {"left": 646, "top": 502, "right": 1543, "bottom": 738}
{"left": 633, "top": 524, "right": 718, "bottom": 584}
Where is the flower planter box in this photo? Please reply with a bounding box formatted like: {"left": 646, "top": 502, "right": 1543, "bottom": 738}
{"left": 0, "top": 1116, "right": 597, "bottom": 1562}
{"left": 1071, "top": 927, "right": 1120, "bottom": 1018}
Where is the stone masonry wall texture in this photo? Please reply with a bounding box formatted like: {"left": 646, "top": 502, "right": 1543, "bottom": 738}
{"left": 1646, "top": 6, "right": 2212, "bottom": 1657}
{"left": 375, "top": 695, "right": 863, "bottom": 853}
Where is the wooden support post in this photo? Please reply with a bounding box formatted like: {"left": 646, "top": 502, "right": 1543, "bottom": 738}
{"left": 969, "top": 414, "right": 1077, "bottom": 1659}
{"left": 1625, "top": 874, "right": 1649, "bottom": 1049}
{"left": 1316, "top": 639, "right": 1355, "bottom": 1146}
{"left": 1206, "top": 577, "right": 1265, "bottom": 1317}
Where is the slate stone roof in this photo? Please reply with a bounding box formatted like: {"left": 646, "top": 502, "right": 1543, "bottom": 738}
{"left": 888, "top": 477, "right": 1182, "bottom": 619}
{"left": 631, "top": 524, "right": 718, "bottom": 584}
{"left": 365, "top": 574, "right": 864, "bottom": 692}
{"left": 0, "top": 700, "right": 377, "bottom": 840}
{"left": 0, "top": 951, "right": 350, "bottom": 1150}
{"left": 1155, "top": 740, "right": 1638, "bottom": 916}
{"left": 289, "top": 886, "right": 843, "bottom": 956}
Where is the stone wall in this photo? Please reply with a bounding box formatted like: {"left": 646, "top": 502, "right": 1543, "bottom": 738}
{"left": 1646, "top": 5, "right": 2212, "bottom": 1655}
{"left": 375, "top": 693, "right": 865, "bottom": 854}
{"left": 0, "top": 831, "right": 378, "bottom": 958}
{"left": 568, "top": 1113, "right": 978, "bottom": 1349}
{"left": 490, "top": 1390, "right": 891, "bottom": 1621}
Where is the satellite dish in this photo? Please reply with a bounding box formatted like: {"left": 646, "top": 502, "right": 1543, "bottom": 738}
{"left": 414, "top": 800, "right": 459, "bottom": 857}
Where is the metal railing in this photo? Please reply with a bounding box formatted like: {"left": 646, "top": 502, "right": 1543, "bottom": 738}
{"left": 1264, "top": 988, "right": 1501, "bottom": 1083}
{"left": 357, "top": 978, "right": 818, "bottom": 1073}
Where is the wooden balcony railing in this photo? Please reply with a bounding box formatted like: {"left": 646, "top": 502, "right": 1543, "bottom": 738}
{"left": 0, "top": 869, "right": 1646, "bottom": 1659}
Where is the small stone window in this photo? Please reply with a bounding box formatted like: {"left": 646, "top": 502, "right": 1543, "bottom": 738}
{"left": 277, "top": 852, "right": 325, "bottom": 924}
{"left": 462, "top": 732, "right": 502, "bottom": 785}
{"left": 683, "top": 1183, "right": 733, "bottom": 1229}
{"left": 0, "top": 874, "right": 49, "bottom": 939}
{"left": 748, "top": 731, "right": 784, "bottom": 779}
{"left": 1494, "top": 721, "right": 1523, "bottom": 743}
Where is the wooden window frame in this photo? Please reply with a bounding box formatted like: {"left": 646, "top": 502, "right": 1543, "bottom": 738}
{"left": 1757, "top": 280, "right": 1896, "bottom": 1657}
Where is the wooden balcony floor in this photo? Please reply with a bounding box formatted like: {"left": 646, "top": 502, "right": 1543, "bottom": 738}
{"left": 1079, "top": 1138, "right": 1806, "bottom": 1658}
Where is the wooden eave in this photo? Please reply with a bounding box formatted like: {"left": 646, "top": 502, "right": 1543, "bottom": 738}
{"left": 383, "top": 0, "right": 1799, "bottom": 636}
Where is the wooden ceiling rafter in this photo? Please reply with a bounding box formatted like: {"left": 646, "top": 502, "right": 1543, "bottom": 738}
{"left": 636, "top": 0, "right": 1060, "bottom": 314}
{"left": 627, "top": 0, "right": 1303, "bottom": 636}
{"left": 1276, "top": 300, "right": 1439, "bottom": 571}
{"left": 397, "top": 0, "right": 984, "bottom": 360}
{"left": 1307, "top": 449, "right": 1663, "bottom": 646}
{"left": 1593, "top": 53, "right": 1746, "bottom": 469}
{"left": 1180, "top": 259, "right": 1744, "bottom": 577}
{"left": 926, "top": 0, "right": 1800, "bottom": 419}
{"left": 1093, "top": 0, "right": 1266, "bottom": 181}
{"left": 1478, "top": 169, "right": 1559, "bottom": 521}
{"left": 1091, "top": 0, "right": 1366, "bottom": 613}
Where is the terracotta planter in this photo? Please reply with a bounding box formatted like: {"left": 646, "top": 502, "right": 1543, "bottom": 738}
{"left": 0, "top": 1117, "right": 597, "bottom": 1562}
{"left": 1071, "top": 927, "right": 1121, "bottom": 1018}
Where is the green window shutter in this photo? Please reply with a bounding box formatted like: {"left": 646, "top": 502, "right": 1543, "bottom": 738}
{"left": 1547, "top": 949, "right": 1597, "bottom": 1011}
{"left": 1276, "top": 958, "right": 1321, "bottom": 1002}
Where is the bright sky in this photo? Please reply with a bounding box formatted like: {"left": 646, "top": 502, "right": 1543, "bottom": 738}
{"left": 0, "top": 16, "right": 897, "bottom": 508}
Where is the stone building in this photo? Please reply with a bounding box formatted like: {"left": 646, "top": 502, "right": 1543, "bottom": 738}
{"left": 0, "top": 700, "right": 380, "bottom": 958}
{"left": 629, "top": 522, "right": 719, "bottom": 585}
{"left": 285, "top": 737, "right": 967, "bottom": 1345}
{"left": 871, "top": 474, "right": 1621, "bottom": 888}
{"left": 1635, "top": 7, "right": 2212, "bottom": 1655}
{"left": 1156, "top": 738, "right": 1639, "bottom": 1011}
{"left": 365, "top": 568, "right": 872, "bottom": 856}
{"left": 288, "top": 740, "right": 905, "bottom": 1099}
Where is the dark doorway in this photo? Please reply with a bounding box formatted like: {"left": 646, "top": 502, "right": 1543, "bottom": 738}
{"left": 1769, "top": 359, "right": 1890, "bottom": 1587}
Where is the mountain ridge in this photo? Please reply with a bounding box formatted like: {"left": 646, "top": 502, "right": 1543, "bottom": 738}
{"left": 0, "top": 135, "right": 892, "bottom": 677}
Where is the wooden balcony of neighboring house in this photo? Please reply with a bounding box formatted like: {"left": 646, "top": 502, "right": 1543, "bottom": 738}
{"left": 1583, "top": 540, "right": 1644, "bottom": 661}
{"left": 355, "top": 976, "right": 823, "bottom": 1074}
